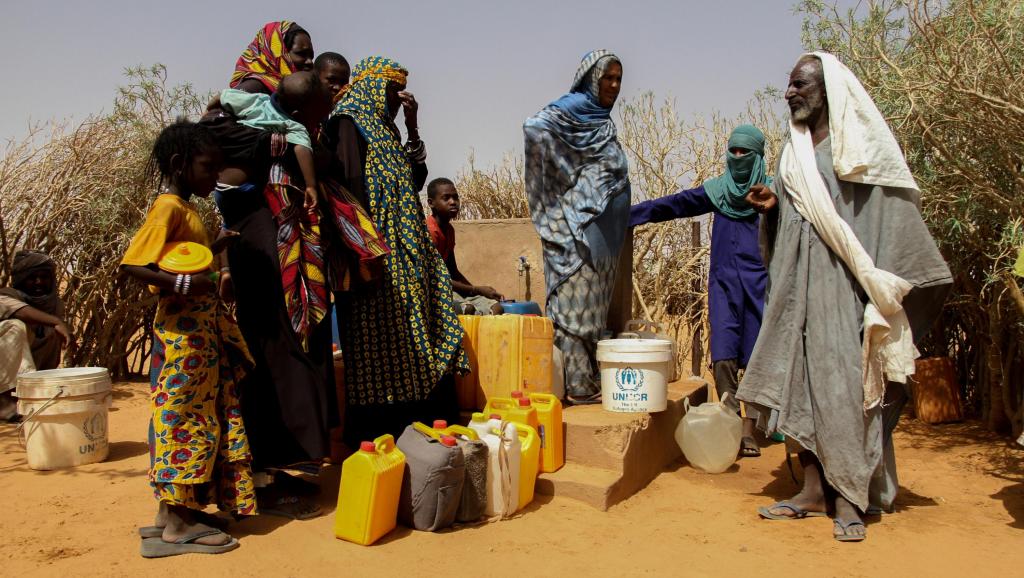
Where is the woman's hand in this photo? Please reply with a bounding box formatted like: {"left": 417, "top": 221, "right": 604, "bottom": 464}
{"left": 190, "top": 274, "right": 218, "bottom": 296}
{"left": 399, "top": 91, "right": 418, "bottom": 133}
{"left": 219, "top": 271, "right": 235, "bottom": 304}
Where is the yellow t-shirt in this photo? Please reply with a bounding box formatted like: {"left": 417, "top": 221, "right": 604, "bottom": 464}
{"left": 121, "top": 194, "right": 210, "bottom": 268}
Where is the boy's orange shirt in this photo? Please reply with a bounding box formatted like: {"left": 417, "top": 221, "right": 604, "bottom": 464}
{"left": 426, "top": 214, "right": 455, "bottom": 261}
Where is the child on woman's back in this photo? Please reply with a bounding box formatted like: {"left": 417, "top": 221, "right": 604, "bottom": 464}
{"left": 212, "top": 71, "right": 333, "bottom": 211}
{"left": 121, "top": 119, "right": 256, "bottom": 558}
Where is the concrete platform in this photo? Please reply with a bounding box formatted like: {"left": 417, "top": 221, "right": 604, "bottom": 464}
{"left": 535, "top": 377, "right": 709, "bottom": 511}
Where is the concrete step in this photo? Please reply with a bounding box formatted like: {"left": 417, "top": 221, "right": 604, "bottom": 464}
{"left": 534, "top": 463, "right": 623, "bottom": 511}
{"left": 536, "top": 378, "right": 709, "bottom": 511}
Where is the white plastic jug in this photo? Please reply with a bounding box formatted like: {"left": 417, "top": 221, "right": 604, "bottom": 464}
{"left": 675, "top": 392, "right": 742, "bottom": 474}
{"left": 483, "top": 422, "right": 520, "bottom": 518}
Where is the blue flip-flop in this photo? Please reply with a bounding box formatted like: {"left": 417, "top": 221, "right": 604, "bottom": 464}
{"left": 757, "top": 501, "right": 828, "bottom": 520}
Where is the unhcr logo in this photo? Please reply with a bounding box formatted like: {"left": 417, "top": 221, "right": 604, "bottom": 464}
{"left": 615, "top": 367, "right": 644, "bottom": 392}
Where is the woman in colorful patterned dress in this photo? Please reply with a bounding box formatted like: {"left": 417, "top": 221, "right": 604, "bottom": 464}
{"left": 325, "top": 56, "right": 466, "bottom": 444}
{"left": 122, "top": 120, "right": 255, "bottom": 558}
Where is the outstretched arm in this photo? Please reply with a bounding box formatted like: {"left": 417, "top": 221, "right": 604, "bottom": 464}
{"left": 629, "top": 186, "right": 714, "bottom": 227}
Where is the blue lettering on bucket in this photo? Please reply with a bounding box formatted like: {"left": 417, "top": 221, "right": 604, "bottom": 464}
{"left": 612, "top": 392, "right": 650, "bottom": 402}
{"left": 80, "top": 443, "right": 95, "bottom": 454}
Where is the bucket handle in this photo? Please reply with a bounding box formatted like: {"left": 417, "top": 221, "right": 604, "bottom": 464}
{"left": 14, "top": 387, "right": 65, "bottom": 447}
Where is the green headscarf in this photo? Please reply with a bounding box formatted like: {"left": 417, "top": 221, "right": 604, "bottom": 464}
{"left": 703, "top": 124, "right": 772, "bottom": 219}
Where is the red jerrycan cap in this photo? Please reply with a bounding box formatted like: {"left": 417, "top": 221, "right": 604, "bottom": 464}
{"left": 511, "top": 391, "right": 524, "bottom": 399}
{"left": 433, "top": 420, "right": 448, "bottom": 430}
{"left": 489, "top": 414, "right": 502, "bottom": 420}
{"left": 440, "top": 435, "right": 458, "bottom": 447}
{"left": 360, "top": 441, "right": 376, "bottom": 452}
{"left": 518, "top": 398, "right": 532, "bottom": 407}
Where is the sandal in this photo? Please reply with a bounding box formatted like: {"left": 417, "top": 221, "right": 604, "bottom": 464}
{"left": 739, "top": 436, "right": 761, "bottom": 458}
{"left": 139, "top": 530, "right": 239, "bottom": 558}
{"left": 757, "top": 500, "right": 827, "bottom": 520}
{"left": 138, "top": 511, "right": 230, "bottom": 539}
{"left": 833, "top": 518, "right": 867, "bottom": 542}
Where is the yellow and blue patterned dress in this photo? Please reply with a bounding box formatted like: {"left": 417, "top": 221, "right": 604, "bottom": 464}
{"left": 331, "top": 57, "right": 466, "bottom": 415}
{"left": 121, "top": 194, "right": 256, "bottom": 514}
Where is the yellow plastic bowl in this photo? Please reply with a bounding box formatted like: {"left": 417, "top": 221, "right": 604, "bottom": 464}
{"left": 158, "top": 242, "right": 213, "bottom": 274}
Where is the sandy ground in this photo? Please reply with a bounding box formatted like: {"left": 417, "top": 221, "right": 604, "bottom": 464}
{"left": 2, "top": 380, "right": 1022, "bottom": 577}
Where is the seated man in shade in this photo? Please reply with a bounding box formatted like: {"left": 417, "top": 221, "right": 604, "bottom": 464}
{"left": 425, "top": 178, "right": 504, "bottom": 315}
{"left": 0, "top": 250, "right": 73, "bottom": 422}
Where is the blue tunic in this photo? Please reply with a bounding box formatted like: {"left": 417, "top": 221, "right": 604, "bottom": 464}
{"left": 629, "top": 186, "right": 766, "bottom": 367}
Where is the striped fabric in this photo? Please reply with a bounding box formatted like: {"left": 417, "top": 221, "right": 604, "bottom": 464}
{"left": 230, "top": 21, "right": 297, "bottom": 92}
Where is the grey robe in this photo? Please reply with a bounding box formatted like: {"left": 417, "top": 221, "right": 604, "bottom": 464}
{"left": 737, "top": 137, "right": 952, "bottom": 511}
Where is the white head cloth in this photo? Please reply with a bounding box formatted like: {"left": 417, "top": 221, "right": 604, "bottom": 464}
{"left": 780, "top": 52, "right": 919, "bottom": 410}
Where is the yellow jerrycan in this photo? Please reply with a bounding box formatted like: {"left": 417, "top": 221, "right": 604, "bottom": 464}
{"left": 334, "top": 433, "right": 406, "bottom": 545}
{"left": 455, "top": 315, "right": 484, "bottom": 410}
{"left": 516, "top": 424, "right": 541, "bottom": 511}
{"left": 528, "top": 393, "right": 564, "bottom": 473}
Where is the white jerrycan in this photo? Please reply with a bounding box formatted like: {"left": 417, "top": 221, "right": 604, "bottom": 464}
{"left": 675, "top": 392, "right": 742, "bottom": 474}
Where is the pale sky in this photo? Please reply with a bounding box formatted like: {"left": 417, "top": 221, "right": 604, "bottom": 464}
{"left": 1, "top": 1, "right": 840, "bottom": 181}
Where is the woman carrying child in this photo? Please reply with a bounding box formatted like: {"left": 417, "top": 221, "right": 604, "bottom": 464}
{"left": 122, "top": 120, "right": 255, "bottom": 558}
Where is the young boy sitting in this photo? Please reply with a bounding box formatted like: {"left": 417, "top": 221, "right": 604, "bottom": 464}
{"left": 426, "top": 178, "right": 504, "bottom": 315}
{"left": 210, "top": 71, "right": 333, "bottom": 211}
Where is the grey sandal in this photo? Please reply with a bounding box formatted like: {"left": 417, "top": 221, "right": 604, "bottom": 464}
{"left": 140, "top": 530, "right": 239, "bottom": 558}
{"left": 757, "top": 500, "right": 828, "bottom": 520}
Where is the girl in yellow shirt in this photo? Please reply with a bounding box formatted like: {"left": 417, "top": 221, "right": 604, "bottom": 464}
{"left": 121, "top": 120, "right": 254, "bottom": 558}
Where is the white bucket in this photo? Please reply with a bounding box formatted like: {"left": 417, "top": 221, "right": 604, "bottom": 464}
{"left": 596, "top": 338, "right": 672, "bottom": 413}
{"left": 15, "top": 367, "right": 113, "bottom": 470}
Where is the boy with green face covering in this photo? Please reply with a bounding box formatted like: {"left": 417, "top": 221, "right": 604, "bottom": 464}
{"left": 629, "top": 125, "right": 772, "bottom": 458}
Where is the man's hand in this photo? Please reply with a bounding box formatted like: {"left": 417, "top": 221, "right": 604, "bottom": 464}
{"left": 54, "top": 321, "right": 73, "bottom": 349}
{"left": 474, "top": 286, "right": 504, "bottom": 301}
{"left": 745, "top": 184, "right": 778, "bottom": 214}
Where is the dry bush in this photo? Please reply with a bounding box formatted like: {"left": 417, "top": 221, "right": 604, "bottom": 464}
{"left": 799, "top": 0, "right": 1024, "bottom": 434}
{"left": 456, "top": 92, "right": 785, "bottom": 377}
{"left": 456, "top": 151, "right": 528, "bottom": 220}
{"left": 0, "top": 65, "right": 212, "bottom": 377}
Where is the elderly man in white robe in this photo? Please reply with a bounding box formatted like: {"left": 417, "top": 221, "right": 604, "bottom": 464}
{"left": 739, "top": 53, "right": 952, "bottom": 542}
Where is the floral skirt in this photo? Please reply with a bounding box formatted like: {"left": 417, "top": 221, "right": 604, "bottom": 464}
{"left": 149, "top": 293, "right": 257, "bottom": 515}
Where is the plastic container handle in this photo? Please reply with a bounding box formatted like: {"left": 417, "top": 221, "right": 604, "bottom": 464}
{"left": 412, "top": 421, "right": 441, "bottom": 440}
{"left": 375, "top": 433, "right": 396, "bottom": 453}
{"left": 444, "top": 425, "right": 479, "bottom": 440}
